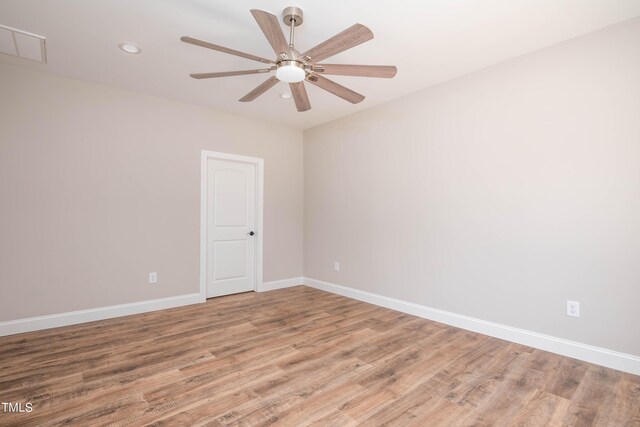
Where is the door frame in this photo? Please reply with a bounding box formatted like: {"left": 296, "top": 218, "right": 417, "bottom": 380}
{"left": 200, "top": 150, "right": 264, "bottom": 300}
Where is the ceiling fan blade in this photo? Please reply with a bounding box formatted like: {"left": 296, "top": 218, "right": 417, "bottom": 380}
{"left": 250, "top": 10, "right": 292, "bottom": 58}
{"left": 190, "top": 69, "right": 274, "bottom": 79}
{"left": 289, "top": 82, "right": 311, "bottom": 112}
{"left": 307, "top": 74, "right": 365, "bottom": 104}
{"left": 239, "top": 76, "right": 279, "bottom": 102}
{"left": 315, "top": 64, "right": 397, "bottom": 78}
{"left": 180, "top": 36, "right": 274, "bottom": 65}
{"left": 301, "top": 24, "right": 373, "bottom": 63}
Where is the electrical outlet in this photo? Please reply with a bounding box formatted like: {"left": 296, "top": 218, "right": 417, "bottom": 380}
{"left": 567, "top": 300, "right": 579, "bottom": 317}
{"left": 149, "top": 272, "right": 158, "bottom": 284}
{"left": 334, "top": 262, "right": 340, "bottom": 272}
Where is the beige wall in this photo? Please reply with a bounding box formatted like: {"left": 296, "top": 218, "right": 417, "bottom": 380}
{"left": 0, "top": 63, "right": 303, "bottom": 321}
{"left": 304, "top": 17, "right": 640, "bottom": 356}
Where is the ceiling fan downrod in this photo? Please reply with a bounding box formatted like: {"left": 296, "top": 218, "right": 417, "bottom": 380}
{"left": 289, "top": 18, "right": 295, "bottom": 48}
{"left": 283, "top": 6, "right": 304, "bottom": 52}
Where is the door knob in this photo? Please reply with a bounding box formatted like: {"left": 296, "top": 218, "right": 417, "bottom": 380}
{"left": 248, "top": 231, "right": 255, "bottom": 236}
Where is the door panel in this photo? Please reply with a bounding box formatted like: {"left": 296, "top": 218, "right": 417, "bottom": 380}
{"left": 214, "top": 169, "right": 247, "bottom": 227}
{"left": 213, "top": 240, "right": 247, "bottom": 280}
{"left": 207, "top": 159, "right": 256, "bottom": 297}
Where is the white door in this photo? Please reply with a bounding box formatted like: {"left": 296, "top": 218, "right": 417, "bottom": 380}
{"left": 207, "top": 158, "right": 256, "bottom": 297}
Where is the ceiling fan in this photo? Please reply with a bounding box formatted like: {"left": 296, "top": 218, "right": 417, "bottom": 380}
{"left": 181, "top": 6, "right": 397, "bottom": 112}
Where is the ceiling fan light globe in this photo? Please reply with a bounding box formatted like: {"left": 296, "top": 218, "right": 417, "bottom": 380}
{"left": 276, "top": 62, "right": 305, "bottom": 83}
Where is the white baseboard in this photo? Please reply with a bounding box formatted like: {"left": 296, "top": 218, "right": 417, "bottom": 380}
{"left": 0, "top": 293, "right": 205, "bottom": 337}
{"left": 259, "top": 277, "right": 304, "bottom": 292}
{"left": 303, "top": 277, "right": 640, "bottom": 376}
{"left": 0, "top": 277, "right": 300, "bottom": 337}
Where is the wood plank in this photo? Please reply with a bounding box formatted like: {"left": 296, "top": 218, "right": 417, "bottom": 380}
{"left": 562, "top": 366, "right": 622, "bottom": 426}
{"left": 508, "top": 389, "right": 571, "bottom": 427}
{"left": 544, "top": 356, "right": 589, "bottom": 400}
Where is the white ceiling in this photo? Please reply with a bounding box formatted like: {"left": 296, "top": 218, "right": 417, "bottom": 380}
{"left": 1, "top": 0, "right": 639, "bottom": 129}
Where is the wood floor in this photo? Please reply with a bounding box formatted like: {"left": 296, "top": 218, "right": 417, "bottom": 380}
{"left": 1, "top": 286, "right": 639, "bottom": 426}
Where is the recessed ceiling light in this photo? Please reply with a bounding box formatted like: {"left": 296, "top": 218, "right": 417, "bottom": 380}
{"left": 279, "top": 93, "right": 292, "bottom": 99}
{"left": 119, "top": 43, "right": 141, "bottom": 54}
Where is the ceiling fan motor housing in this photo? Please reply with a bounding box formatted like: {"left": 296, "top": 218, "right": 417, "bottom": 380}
{"left": 282, "top": 6, "right": 303, "bottom": 26}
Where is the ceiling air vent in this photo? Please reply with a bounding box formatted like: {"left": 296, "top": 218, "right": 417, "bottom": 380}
{"left": 0, "top": 24, "right": 47, "bottom": 63}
